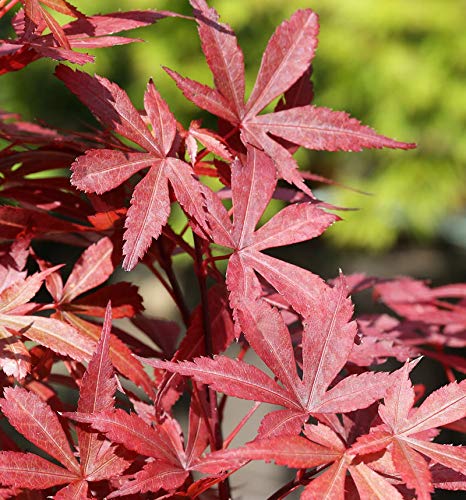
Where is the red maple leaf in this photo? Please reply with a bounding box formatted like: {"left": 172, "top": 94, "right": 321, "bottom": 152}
{"left": 165, "top": 0, "right": 415, "bottom": 193}
{"left": 0, "top": 305, "right": 131, "bottom": 497}
{"left": 0, "top": 8, "right": 176, "bottom": 74}
{"left": 0, "top": 264, "right": 95, "bottom": 378}
{"left": 68, "top": 398, "right": 214, "bottom": 497}
{"left": 201, "top": 145, "right": 337, "bottom": 319}
{"left": 352, "top": 362, "right": 466, "bottom": 499}
{"left": 142, "top": 278, "right": 392, "bottom": 438}
{"left": 56, "top": 66, "right": 210, "bottom": 270}
{"left": 37, "top": 236, "right": 153, "bottom": 395}
{"left": 202, "top": 421, "right": 407, "bottom": 499}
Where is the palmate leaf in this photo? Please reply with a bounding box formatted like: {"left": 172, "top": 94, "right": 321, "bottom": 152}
{"left": 167, "top": 2, "right": 415, "bottom": 192}
{"left": 142, "top": 278, "right": 392, "bottom": 433}
{"left": 41, "top": 236, "right": 143, "bottom": 319}
{"left": 0, "top": 308, "right": 131, "bottom": 495}
{"left": 36, "top": 237, "right": 150, "bottom": 392}
{"left": 56, "top": 67, "right": 209, "bottom": 270}
{"left": 351, "top": 363, "right": 466, "bottom": 499}
{"left": 69, "top": 398, "right": 212, "bottom": 497}
{"left": 202, "top": 146, "right": 337, "bottom": 318}
{"left": 0, "top": 260, "right": 96, "bottom": 372}
{"left": 203, "top": 421, "right": 403, "bottom": 499}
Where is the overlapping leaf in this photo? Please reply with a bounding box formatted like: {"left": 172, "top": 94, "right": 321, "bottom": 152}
{"left": 0, "top": 265, "right": 95, "bottom": 376}
{"left": 202, "top": 145, "right": 337, "bottom": 318}
{"left": 68, "top": 397, "right": 220, "bottom": 497}
{"left": 0, "top": 8, "right": 177, "bottom": 74}
{"left": 201, "top": 419, "right": 408, "bottom": 499}
{"left": 74, "top": 304, "right": 131, "bottom": 484}
{"left": 351, "top": 363, "right": 466, "bottom": 499}
{"left": 142, "top": 278, "right": 392, "bottom": 437}
{"left": 0, "top": 305, "right": 131, "bottom": 496}
{"left": 0, "top": 387, "right": 81, "bottom": 491}
{"left": 39, "top": 237, "right": 152, "bottom": 394}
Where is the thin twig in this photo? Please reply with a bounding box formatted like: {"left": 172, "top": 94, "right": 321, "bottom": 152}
{"left": 0, "top": 0, "right": 19, "bottom": 18}
{"left": 267, "top": 470, "right": 314, "bottom": 500}
{"left": 223, "top": 401, "right": 261, "bottom": 449}
{"left": 193, "top": 234, "right": 231, "bottom": 500}
{"left": 157, "top": 240, "right": 191, "bottom": 327}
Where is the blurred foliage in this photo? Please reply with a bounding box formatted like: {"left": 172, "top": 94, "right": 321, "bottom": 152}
{"left": 1, "top": 0, "right": 465, "bottom": 250}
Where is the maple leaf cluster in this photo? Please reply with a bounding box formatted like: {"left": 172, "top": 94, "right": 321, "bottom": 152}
{"left": 0, "top": 1, "right": 464, "bottom": 499}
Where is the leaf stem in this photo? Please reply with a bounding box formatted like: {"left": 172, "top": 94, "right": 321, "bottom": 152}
{"left": 145, "top": 261, "right": 189, "bottom": 320}
{"left": 157, "top": 240, "right": 191, "bottom": 327}
{"left": 223, "top": 401, "right": 261, "bottom": 449}
{"left": 195, "top": 124, "right": 239, "bottom": 164}
{"left": 0, "top": 0, "right": 19, "bottom": 18}
{"left": 193, "top": 234, "right": 231, "bottom": 500}
{"left": 267, "top": 469, "right": 313, "bottom": 500}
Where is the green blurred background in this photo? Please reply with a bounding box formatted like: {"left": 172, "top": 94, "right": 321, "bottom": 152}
{"left": 1, "top": 0, "right": 466, "bottom": 276}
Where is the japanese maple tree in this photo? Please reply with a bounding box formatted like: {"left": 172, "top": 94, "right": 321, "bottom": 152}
{"left": 0, "top": 1, "right": 464, "bottom": 499}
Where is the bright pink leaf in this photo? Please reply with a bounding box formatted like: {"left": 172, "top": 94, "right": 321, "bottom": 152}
{"left": 58, "top": 67, "right": 208, "bottom": 270}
